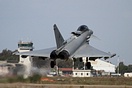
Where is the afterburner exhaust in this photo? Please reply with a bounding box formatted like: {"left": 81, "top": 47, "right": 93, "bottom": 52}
{"left": 58, "top": 50, "right": 70, "bottom": 60}
{"left": 50, "top": 50, "right": 58, "bottom": 59}
{"left": 50, "top": 50, "right": 70, "bottom": 68}
{"left": 50, "top": 50, "right": 70, "bottom": 60}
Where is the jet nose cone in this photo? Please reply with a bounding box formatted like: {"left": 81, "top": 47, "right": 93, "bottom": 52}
{"left": 90, "top": 30, "right": 93, "bottom": 34}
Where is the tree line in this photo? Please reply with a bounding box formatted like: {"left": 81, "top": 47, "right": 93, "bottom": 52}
{"left": 116, "top": 62, "right": 132, "bottom": 75}
{"left": 0, "top": 49, "right": 19, "bottom": 63}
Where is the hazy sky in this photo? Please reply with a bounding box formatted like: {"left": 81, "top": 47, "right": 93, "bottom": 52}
{"left": 0, "top": 0, "right": 132, "bottom": 65}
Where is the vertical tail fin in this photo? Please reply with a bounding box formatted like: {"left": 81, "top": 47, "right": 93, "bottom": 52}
{"left": 53, "top": 24, "right": 64, "bottom": 49}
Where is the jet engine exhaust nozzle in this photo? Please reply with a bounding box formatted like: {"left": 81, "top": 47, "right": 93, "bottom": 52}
{"left": 58, "top": 50, "right": 70, "bottom": 60}
{"left": 50, "top": 50, "right": 58, "bottom": 59}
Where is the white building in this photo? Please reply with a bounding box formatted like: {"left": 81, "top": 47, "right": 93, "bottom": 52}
{"left": 90, "top": 59, "right": 115, "bottom": 73}
{"left": 124, "top": 73, "right": 132, "bottom": 77}
{"left": 72, "top": 57, "right": 115, "bottom": 77}
{"left": 18, "top": 41, "right": 34, "bottom": 78}
{"left": 73, "top": 70, "right": 93, "bottom": 77}
{"left": 0, "top": 61, "right": 15, "bottom": 76}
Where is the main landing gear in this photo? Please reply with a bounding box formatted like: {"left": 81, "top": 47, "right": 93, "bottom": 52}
{"left": 50, "top": 60, "right": 56, "bottom": 68}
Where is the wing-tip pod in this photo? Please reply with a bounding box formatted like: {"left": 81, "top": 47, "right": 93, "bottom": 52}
{"left": 104, "top": 53, "right": 116, "bottom": 60}
{"left": 111, "top": 53, "right": 116, "bottom": 58}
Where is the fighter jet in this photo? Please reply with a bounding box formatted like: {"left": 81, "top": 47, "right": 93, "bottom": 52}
{"left": 16, "top": 24, "right": 116, "bottom": 68}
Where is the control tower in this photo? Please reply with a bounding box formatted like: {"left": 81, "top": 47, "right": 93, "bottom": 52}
{"left": 17, "top": 41, "right": 34, "bottom": 78}
{"left": 18, "top": 41, "right": 33, "bottom": 52}
{"left": 18, "top": 41, "right": 33, "bottom": 64}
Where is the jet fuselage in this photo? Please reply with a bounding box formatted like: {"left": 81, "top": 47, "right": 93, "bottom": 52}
{"left": 50, "top": 25, "right": 93, "bottom": 60}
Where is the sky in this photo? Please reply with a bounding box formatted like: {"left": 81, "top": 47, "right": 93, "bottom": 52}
{"left": 0, "top": 0, "right": 132, "bottom": 65}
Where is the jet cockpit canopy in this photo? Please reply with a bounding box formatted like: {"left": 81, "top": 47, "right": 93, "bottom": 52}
{"left": 71, "top": 25, "right": 89, "bottom": 36}
{"left": 77, "top": 25, "right": 89, "bottom": 32}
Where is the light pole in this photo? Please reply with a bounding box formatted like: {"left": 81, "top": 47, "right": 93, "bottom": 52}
{"left": 117, "top": 56, "right": 120, "bottom": 75}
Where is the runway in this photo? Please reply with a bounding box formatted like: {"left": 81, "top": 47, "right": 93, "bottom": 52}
{"left": 0, "top": 83, "right": 132, "bottom": 88}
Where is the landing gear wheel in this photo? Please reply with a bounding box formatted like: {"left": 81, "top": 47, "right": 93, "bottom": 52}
{"left": 50, "top": 61, "right": 56, "bottom": 68}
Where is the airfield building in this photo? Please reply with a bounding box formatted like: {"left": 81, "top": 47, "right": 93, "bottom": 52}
{"left": 89, "top": 59, "right": 115, "bottom": 73}
{"left": 17, "top": 41, "right": 34, "bottom": 78}
{"left": 72, "top": 57, "right": 115, "bottom": 77}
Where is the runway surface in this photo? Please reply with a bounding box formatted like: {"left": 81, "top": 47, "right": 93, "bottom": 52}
{"left": 0, "top": 83, "right": 132, "bottom": 88}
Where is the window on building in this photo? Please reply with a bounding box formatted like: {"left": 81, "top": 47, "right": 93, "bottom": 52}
{"left": 81, "top": 73, "right": 83, "bottom": 75}
{"left": 87, "top": 73, "right": 89, "bottom": 75}
{"left": 75, "top": 73, "right": 77, "bottom": 75}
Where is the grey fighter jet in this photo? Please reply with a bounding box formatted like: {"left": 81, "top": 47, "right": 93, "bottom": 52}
{"left": 16, "top": 24, "right": 116, "bottom": 68}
